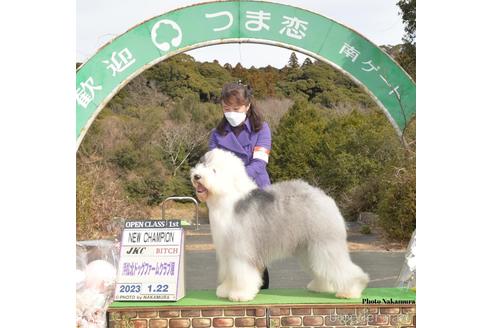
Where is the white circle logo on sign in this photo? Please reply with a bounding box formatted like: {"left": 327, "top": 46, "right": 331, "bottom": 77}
{"left": 151, "top": 19, "right": 183, "bottom": 52}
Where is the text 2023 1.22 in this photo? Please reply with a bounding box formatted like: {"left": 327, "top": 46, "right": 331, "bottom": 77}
{"left": 118, "top": 284, "right": 169, "bottom": 293}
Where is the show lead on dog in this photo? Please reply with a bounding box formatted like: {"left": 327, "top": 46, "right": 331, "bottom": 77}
{"left": 208, "top": 81, "right": 272, "bottom": 289}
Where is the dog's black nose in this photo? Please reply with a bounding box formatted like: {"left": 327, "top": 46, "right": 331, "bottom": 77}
{"left": 193, "top": 174, "right": 201, "bottom": 181}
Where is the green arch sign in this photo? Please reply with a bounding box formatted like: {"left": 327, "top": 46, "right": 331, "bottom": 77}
{"left": 76, "top": 0, "right": 415, "bottom": 149}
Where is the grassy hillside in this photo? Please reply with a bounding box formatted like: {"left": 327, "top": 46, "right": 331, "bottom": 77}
{"left": 77, "top": 51, "right": 415, "bottom": 242}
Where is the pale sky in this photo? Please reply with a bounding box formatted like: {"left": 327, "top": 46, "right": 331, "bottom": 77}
{"left": 77, "top": 0, "right": 405, "bottom": 68}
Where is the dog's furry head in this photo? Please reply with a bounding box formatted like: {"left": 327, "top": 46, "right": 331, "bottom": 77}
{"left": 190, "top": 148, "right": 256, "bottom": 202}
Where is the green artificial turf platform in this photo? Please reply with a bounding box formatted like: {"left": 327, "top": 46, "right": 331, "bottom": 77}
{"left": 109, "top": 288, "right": 415, "bottom": 309}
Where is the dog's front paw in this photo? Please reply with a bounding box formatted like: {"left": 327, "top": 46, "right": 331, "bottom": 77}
{"left": 228, "top": 289, "right": 257, "bottom": 302}
{"left": 216, "top": 283, "right": 229, "bottom": 299}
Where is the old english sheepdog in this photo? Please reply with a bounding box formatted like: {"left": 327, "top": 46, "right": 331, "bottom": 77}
{"left": 190, "top": 148, "right": 369, "bottom": 302}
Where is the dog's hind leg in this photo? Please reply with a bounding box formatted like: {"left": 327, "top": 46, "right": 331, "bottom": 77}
{"left": 306, "top": 241, "right": 369, "bottom": 298}
{"left": 296, "top": 247, "right": 337, "bottom": 294}
{"left": 226, "top": 258, "right": 262, "bottom": 302}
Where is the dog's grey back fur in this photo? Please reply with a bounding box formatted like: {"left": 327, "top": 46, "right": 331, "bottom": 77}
{"left": 230, "top": 179, "right": 347, "bottom": 266}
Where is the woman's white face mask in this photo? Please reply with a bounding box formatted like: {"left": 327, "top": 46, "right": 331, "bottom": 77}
{"left": 222, "top": 103, "right": 250, "bottom": 127}
{"left": 224, "top": 111, "right": 246, "bottom": 127}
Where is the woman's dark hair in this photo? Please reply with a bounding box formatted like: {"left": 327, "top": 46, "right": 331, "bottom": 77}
{"left": 216, "top": 82, "right": 264, "bottom": 135}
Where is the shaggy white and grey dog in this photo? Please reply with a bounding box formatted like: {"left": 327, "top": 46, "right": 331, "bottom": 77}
{"left": 190, "top": 148, "right": 369, "bottom": 302}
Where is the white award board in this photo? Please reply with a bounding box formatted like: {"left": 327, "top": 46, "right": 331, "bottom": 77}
{"left": 114, "top": 219, "right": 185, "bottom": 301}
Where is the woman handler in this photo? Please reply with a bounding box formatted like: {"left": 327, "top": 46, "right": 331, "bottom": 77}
{"left": 208, "top": 81, "right": 271, "bottom": 289}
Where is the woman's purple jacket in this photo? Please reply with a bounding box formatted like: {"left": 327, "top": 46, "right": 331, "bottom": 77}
{"left": 208, "top": 119, "right": 272, "bottom": 189}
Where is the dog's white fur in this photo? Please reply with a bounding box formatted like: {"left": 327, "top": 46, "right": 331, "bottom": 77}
{"left": 190, "top": 148, "right": 369, "bottom": 302}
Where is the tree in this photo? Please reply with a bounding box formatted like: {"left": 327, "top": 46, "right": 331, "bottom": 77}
{"left": 231, "top": 62, "right": 249, "bottom": 83}
{"left": 396, "top": 0, "right": 416, "bottom": 80}
{"left": 398, "top": 0, "right": 416, "bottom": 45}
{"left": 287, "top": 52, "right": 299, "bottom": 69}
{"left": 232, "top": 62, "right": 246, "bottom": 76}
{"left": 269, "top": 99, "right": 325, "bottom": 184}
{"left": 302, "top": 57, "right": 313, "bottom": 67}
{"left": 152, "top": 122, "right": 208, "bottom": 177}
{"left": 377, "top": 158, "right": 416, "bottom": 241}
{"left": 315, "top": 110, "right": 402, "bottom": 198}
